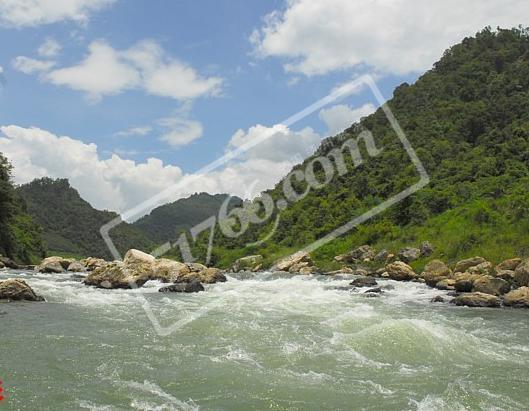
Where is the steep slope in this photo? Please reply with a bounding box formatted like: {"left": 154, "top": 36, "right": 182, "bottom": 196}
{"left": 133, "top": 192, "right": 243, "bottom": 245}
{"left": 205, "top": 27, "right": 529, "bottom": 269}
{"left": 17, "top": 178, "right": 152, "bottom": 259}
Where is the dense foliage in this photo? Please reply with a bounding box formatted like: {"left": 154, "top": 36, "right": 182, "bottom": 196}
{"left": 199, "top": 27, "right": 529, "bottom": 269}
{"left": 17, "top": 178, "right": 152, "bottom": 259}
{"left": 0, "top": 153, "right": 45, "bottom": 263}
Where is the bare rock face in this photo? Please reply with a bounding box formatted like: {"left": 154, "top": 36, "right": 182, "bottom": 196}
{"left": 385, "top": 261, "right": 416, "bottom": 281}
{"left": 472, "top": 276, "right": 510, "bottom": 296}
{"left": 453, "top": 257, "right": 487, "bottom": 274}
{"left": 421, "top": 260, "right": 452, "bottom": 287}
{"left": 451, "top": 292, "right": 501, "bottom": 308}
{"left": 272, "top": 251, "right": 317, "bottom": 274}
{"left": 35, "top": 256, "right": 73, "bottom": 273}
{"left": 503, "top": 287, "right": 529, "bottom": 308}
{"left": 0, "top": 279, "right": 44, "bottom": 301}
{"left": 514, "top": 259, "right": 529, "bottom": 287}
{"left": 231, "top": 255, "right": 264, "bottom": 272}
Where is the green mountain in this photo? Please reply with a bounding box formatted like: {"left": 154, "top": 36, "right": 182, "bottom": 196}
{"left": 17, "top": 178, "right": 152, "bottom": 260}
{"left": 133, "top": 192, "right": 243, "bottom": 245}
{"left": 0, "top": 153, "right": 45, "bottom": 263}
{"left": 204, "top": 27, "right": 529, "bottom": 270}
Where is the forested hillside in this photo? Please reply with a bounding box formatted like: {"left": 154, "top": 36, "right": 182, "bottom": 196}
{"left": 17, "top": 178, "right": 152, "bottom": 259}
{"left": 203, "top": 27, "right": 529, "bottom": 270}
{"left": 0, "top": 154, "right": 45, "bottom": 263}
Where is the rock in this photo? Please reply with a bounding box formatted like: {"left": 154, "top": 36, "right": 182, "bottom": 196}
{"left": 453, "top": 256, "right": 486, "bottom": 273}
{"left": 159, "top": 280, "right": 204, "bottom": 293}
{"left": 231, "top": 255, "right": 264, "bottom": 272}
{"left": 494, "top": 270, "right": 515, "bottom": 281}
{"left": 435, "top": 279, "right": 456, "bottom": 290}
{"left": 431, "top": 295, "right": 445, "bottom": 303}
{"left": 0, "top": 261, "right": 4, "bottom": 269}
{"left": 0, "top": 257, "right": 19, "bottom": 269}
{"left": 0, "top": 279, "right": 44, "bottom": 301}
{"left": 67, "top": 261, "right": 86, "bottom": 272}
{"left": 453, "top": 272, "right": 483, "bottom": 292}
{"left": 272, "top": 251, "right": 316, "bottom": 273}
{"left": 124, "top": 249, "right": 155, "bottom": 265}
{"left": 150, "top": 259, "right": 189, "bottom": 282}
{"left": 514, "top": 259, "right": 529, "bottom": 287}
{"left": 298, "top": 266, "right": 318, "bottom": 275}
{"left": 420, "top": 260, "right": 452, "bottom": 287}
{"left": 385, "top": 261, "right": 416, "bottom": 281}
{"left": 398, "top": 247, "right": 421, "bottom": 263}
{"left": 334, "top": 245, "right": 375, "bottom": 263}
{"left": 451, "top": 292, "right": 501, "bottom": 308}
{"left": 186, "top": 262, "right": 208, "bottom": 272}
{"left": 503, "top": 287, "right": 529, "bottom": 308}
{"left": 472, "top": 276, "right": 510, "bottom": 296}
{"left": 420, "top": 241, "right": 434, "bottom": 257}
{"left": 35, "top": 256, "right": 71, "bottom": 273}
{"left": 374, "top": 249, "right": 389, "bottom": 262}
{"left": 365, "top": 287, "right": 382, "bottom": 293}
{"left": 350, "top": 277, "right": 378, "bottom": 287}
{"left": 447, "top": 291, "right": 460, "bottom": 297}
{"left": 467, "top": 261, "right": 493, "bottom": 275}
{"left": 495, "top": 258, "right": 522, "bottom": 273}
{"left": 177, "top": 267, "right": 227, "bottom": 284}
{"left": 81, "top": 257, "right": 107, "bottom": 271}
{"left": 84, "top": 261, "right": 150, "bottom": 289}
{"left": 353, "top": 268, "right": 370, "bottom": 277}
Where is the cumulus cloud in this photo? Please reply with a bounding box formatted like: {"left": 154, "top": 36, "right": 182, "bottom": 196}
{"left": 158, "top": 116, "right": 203, "bottom": 147}
{"left": 0, "top": 0, "right": 115, "bottom": 27}
{"left": 38, "top": 38, "right": 62, "bottom": 57}
{"left": 319, "top": 103, "right": 376, "bottom": 135}
{"left": 252, "top": 0, "right": 529, "bottom": 75}
{"left": 12, "top": 56, "right": 56, "bottom": 74}
{"left": 18, "top": 39, "right": 223, "bottom": 102}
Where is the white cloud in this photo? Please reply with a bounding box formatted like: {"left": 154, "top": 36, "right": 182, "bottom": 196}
{"left": 38, "top": 38, "right": 62, "bottom": 57}
{"left": 12, "top": 56, "right": 55, "bottom": 74}
{"left": 114, "top": 126, "right": 152, "bottom": 138}
{"left": 21, "top": 39, "right": 223, "bottom": 102}
{"left": 319, "top": 103, "right": 376, "bottom": 135}
{"left": 0, "top": 66, "right": 3, "bottom": 74}
{"left": 252, "top": 0, "right": 529, "bottom": 75}
{"left": 158, "top": 116, "right": 203, "bottom": 147}
{"left": 0, "top": 0, "right": 115, "bottom": 27}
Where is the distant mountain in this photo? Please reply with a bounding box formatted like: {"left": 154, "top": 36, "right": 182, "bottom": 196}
{"left": 17, "top": 178, "right": 152, "bottom": 259}
{"left": 133, "top": 192, "right": 243, "bottom": 245}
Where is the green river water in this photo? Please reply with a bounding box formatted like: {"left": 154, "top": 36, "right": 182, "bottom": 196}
{"left": 1, "top": 269, "right": 529, "bottom": 410}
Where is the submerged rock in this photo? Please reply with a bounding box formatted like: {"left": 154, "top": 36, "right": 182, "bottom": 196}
{"left": 350, "top": 277, "right": 377, "bottom": 287}
{"left": 431, "top": 295, "right": 445, "bottom": 303}
{"left": 364, "top": 287, "right": 382, "bottom": 294}
{"left": 159, "top": 280, "right": 204, "bottom": 293}
{"left": 451, "top": 292, "right": 501, "bottom": 308}
{"left": 231, "top": 255, "right": 264, "bottom": 272}
{"left": 503, "top": 287, "right": 529, "bottom": 308}
{"left": 0, "top": 279, "right": 44, "bottom": 301}
{"left": 385, "top": 261, "right": 416, "bottom": 281}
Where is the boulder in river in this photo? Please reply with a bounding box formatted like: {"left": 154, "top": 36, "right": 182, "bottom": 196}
{"left": 385, "top": 261, "right": 416, "bottom": 281}
{"left": 81, "top": 257, "right": 107, "bottom": 271}
{"left": 453, "top": 256, "right": 486, "bottom": 274}
{"left": 420, "top": 260, "right": 452, "bottom": 287}
{"left": 494, "top": 270, "right": 515, "bottom": 281}
{"left": 84, "top": 261, "right": 149, "bottom": 289}
{"left": 67, "top": 261, "right": 86, "bottom": 272}
{"left": 350, "top": 277, "right": 378, "bottom": 287}
{"left": 231, "top": 255, "right": 264, "bottom": 272}
{"left": 451, "top": 292, "right": 501, "bottom": 308}
{"left": 159, "top": 280, "right": 204, "bottom": 293}
{"left": 150, "top": 259, "right": 190, "bottom": 283}
{"left": 398, "top": 247, "right": 421, "bottom": 263}
{"left": 503, "top": 287, "right": 529, "bottom": 308}
{"left": 453, "top": 272, "right": 483, "bottom": 292}
{"left": 272, "top": 251, "right": 317, "bottom": 274}
{"left": 495, "top": 258, "right": 522, "bottom": 273}
{"left": 36, "top": 256, "right": 73, "bottom": 273}
{"left": 431, "top": 295, "right": 445, "bottom": 303}
{"left": 177, "top": 267, "right": 226, "bottom": 284}
{"left": 513, "top": 259, "right": 529, "bottom": 287}
{"left": 435, "top": 279, "right": 456, "bottom": 290}
{"left": 0, "top": 279, "right": 44, "bottom": 301}
{"left": 472, "top": 276, "right": 510, "bottom": 296}
{"left": 0, "top": 257, "right": 19, "bottom": 269}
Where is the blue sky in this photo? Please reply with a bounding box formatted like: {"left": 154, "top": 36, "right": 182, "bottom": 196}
{"left": 0, "top": 0, "right": 524, "bottom": 216}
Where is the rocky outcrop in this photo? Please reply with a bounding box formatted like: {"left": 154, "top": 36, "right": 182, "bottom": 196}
{"left": 177, "top": 266, "right": 227, "bottom": 284}
{"left": 420, "top": 260, "right": 452, "bottom": 286}
{"left": 231, "top": 255, "right": 263, "bottom": 272}
{"left": 453, "top": 256, "right": 486, "bottom": 273}
{"left": 398, "top": 247, "right": 421, "bottom": 263}
{"left": 334, "top": 245, "right": 375, "bottom": 263}
{"left": 350, "top": 277, "right": 377, "bottom": 287}
{"left": 159, "top": 280, "right": 204, "bottom": 293}
{"left": 385, "top": 261, "right": 416, "bottom": 281}
{"left": 0, "top": 279, "right": 44, "bottom": 301}
{"left": 513, "top": 259, "right": 529, "bottom": 287}
{"left": 451, "top": 292, "right": 501, "bottom": 308}
{"left": 272, "top": 251, "right": 318, "bottom": 274}
{"left": 503, "top": 287, "right": 529, "bottom": 308}
{"left": 472, "top": 276, "right": 510, "bottom": 296}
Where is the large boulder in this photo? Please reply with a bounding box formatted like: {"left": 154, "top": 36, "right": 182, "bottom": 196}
{"left": 451, "top": 292, "right": 501, "bottom": 308}
{"left": 231, "top": 255, "right": 264, "bottom": 272}
{"left": 159, "top": 280, "right": 204, "bottom": 293}
{"left": 0, "top": 279, "right": 44, "bottom": 301}
{"left": 84, "top": 261, "right": 150, "bottom": 289}
{"left": 513, "top": 259, "right": 529, "bottom": 287}
{"left": 334, "top": 245, "right": 375, "bottom": 263}
{"left": 472, "top": 276, "right": 510, "bottom": 296}
{"left": 467, "top": 261, "right": 493, "bottom": 276}
{"left": 123, "top": 249, "right": 155, "bottom": 265}
{"left": 453, "top": 257, "right": 486, "bottom": 273}
{"left": 420, "top": 260, "right": 452, "bottom": 287}
{"left": 495, "top": 258, "right": 522, "bottom": 273}
{"left": 35, "top": 256, "right": 73, "bottom": 273}
{"left": 385, "top": 261, "right": 416, "bottom": 281}
{"left": 453, "top": 272, "right": 483, "bottom": 292}
{"left": 350, "top": 277, "right": 378, "bottom": 287}
{"left": 503, "top": 287, "right": 529, "bottom": 308}
{"left": 67, "top": 261, "right": 86, "bottom": 272}
{"left": 0, "top": 257, "right": 19, "bottom": 269}
{"left": 150, "top": 259, "right": 190, "bottom": 282}
{"left": 81, "top": 257, "right": 107, "bottom": 271}
{"left": 398, "top": 247, "right": 421, "bottom": 263}
{"left": 177, "top": 267, "right": 226, "bottom": 284}
{"left": 272, "top": 251, "right": 316, "bottom": 273}
{"left": 494, "top": 270, "right": 516, "bottom": 281}
{"left": 435, "top": 279, "right": 456, "bottom": 290}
